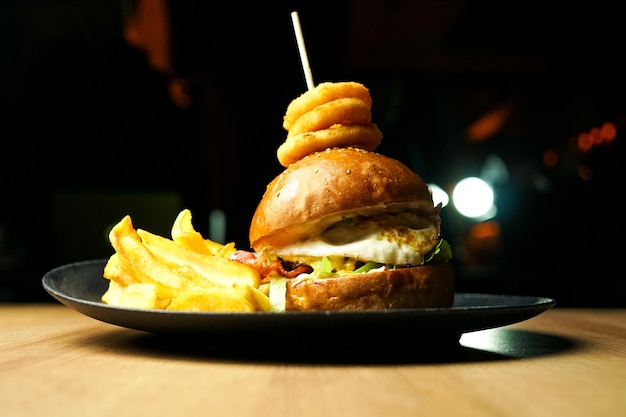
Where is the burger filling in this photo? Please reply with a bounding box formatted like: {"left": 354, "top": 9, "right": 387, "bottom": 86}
{"left": 231, "top": 212, "right": 452, "bottom": 312}
{"left": 232, "top": 211, "right": 451, "bottom": 281}
{"left": 275, "top": 213, "right": 440, "bottom": 269}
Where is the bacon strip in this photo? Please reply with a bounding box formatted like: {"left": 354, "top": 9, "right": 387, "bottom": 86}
{"left": 229, "top": 250, "right": 313, "bottom": 279}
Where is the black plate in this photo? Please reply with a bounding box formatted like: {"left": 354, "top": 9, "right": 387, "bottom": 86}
{"left": 42, "top": 259, "right": 556, "bottom": 346}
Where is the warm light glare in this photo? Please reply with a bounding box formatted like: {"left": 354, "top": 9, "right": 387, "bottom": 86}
{"left": 470, "top": 220, "right": 501, "bottom": 240}
{"left": 578, "top": 165, "right": 593, "bottom": 181}
{"left": 578, "top": 132, "right": 593, "bottom": 151}
{"left": 543, "top": 149, "right": 558, "bottom": 167}
{"left": 465, "top": 101, "right": 514, "bottom": 142}
{"left": 590, "top": 127, "right": 603, "bottom": 145}
{"left": 601, "top": 122, "right": 617, "bottom": 143}
{"left": 124, "top": 0, "right": 171, "bottom": 74}
{"left": 452, "top": 177, "right": 495, "bottom": 219}
{"left": 577, "top": 121, "right": 617, "bottom": 151}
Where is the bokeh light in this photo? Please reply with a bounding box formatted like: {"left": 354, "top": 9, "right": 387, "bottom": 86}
{"left": 452, "top": 177, "right": 495, "bottom": 219}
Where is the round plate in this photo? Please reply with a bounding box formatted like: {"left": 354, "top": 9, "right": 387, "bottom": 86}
{"left": 42, "top": 259, "right": 556, "bottom": 346}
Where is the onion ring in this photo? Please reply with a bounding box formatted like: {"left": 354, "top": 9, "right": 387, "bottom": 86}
{"left": 287, "top": 97, "right": 372, "bottom": 138}
{"left": 283, "top": 82, "right": 372, "bottom": 130}
{"left": 277, "top": 124, "right": 383, "bottom": 167}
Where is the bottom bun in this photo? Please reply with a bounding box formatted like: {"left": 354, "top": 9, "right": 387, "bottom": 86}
{"left": 285, "top": 263, "right": 455, "bottom": 311}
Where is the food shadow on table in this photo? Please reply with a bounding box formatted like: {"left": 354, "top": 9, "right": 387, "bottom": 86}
{"left": 79, "top": 325, "right": 580, "bottom": 366}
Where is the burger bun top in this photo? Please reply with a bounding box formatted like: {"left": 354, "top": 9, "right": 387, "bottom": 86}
{"left": 249, "top": 147, "right": 437, "bottom": 252}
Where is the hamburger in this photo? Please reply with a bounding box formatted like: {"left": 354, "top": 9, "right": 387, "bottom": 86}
{"left": 242, "top": 146, "right": 454, "bottom": 311}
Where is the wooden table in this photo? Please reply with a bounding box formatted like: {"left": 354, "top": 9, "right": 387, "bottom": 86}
{"left": 1, "top": 303, "right": 625, "bottom": 417}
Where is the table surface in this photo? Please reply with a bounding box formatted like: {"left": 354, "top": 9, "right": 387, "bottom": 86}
{"left": 1, "top": 303, "right": 625, "bottom": 417}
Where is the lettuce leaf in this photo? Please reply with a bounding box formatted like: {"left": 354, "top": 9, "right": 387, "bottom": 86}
{"left": 311, "top": 256, "right": 334, "bottom": 278}
{"left": 423, "top": 239, "right": 452, "bottom": 264}
{"left": 269, "top": 277, "right": 288, "bottom": 312}
{"left": 353, "top": 261, "right": 383, "bottom": 274}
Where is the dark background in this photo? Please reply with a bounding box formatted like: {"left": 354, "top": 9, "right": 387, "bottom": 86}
{"left": 1, "top": 1, "right": 624, "bottom": 306}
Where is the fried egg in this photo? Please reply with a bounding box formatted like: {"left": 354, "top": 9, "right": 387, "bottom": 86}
{"left": 274, "top": 213, "right": 440, "bottom": 267}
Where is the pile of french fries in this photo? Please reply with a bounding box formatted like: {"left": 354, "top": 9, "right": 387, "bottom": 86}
{"left": 102, "top": 209, "right": 271, "bottom": 312}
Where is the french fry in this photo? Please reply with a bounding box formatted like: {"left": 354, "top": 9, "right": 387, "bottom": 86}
{"left": 109, "top": 216, "right": 192, "bottom": 294}
{"left": 104, "top": 251, "right": 175, "bottom": 304}
{"left": 102, "top": 279, "right": 124, "bottom": 305}
{"left": 167, "top": 288, "right": 255, "bottom": 312}
{"left": 103, "top": 253, "right": 141, "bottom": 286}
{"left": 102, "top": 211, "right": 272, "bottom": 312}
{"left": 137, "top": 228, "right": 261, "bottom": 289}
{"left": 139, "top": 228, "right": 268, "bottom": 311}
{"left": 103, "top": 260, "right": 173, "bottom": 309}
{"left": 236, "top": 283, "right": 272, "bottom": 312}
{"left": 102, "top": 281, "right": 160, "bottom": 309}
{"left": 119, "top": 283, "right": 159, "bottom": 309}
{"left": 171, "top": 209, "right": 233, "bottom": 257}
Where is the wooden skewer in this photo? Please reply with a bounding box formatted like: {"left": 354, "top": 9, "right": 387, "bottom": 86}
{"left": 290, "top": 11, "right": 315, "bottom": 91}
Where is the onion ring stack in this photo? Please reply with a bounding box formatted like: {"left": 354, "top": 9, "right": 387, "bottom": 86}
{"left": 277, "top": 82, "right": 383, "bottom": 167}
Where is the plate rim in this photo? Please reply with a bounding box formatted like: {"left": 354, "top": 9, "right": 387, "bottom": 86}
{"left": 42, "top": 258, "right": 557, "bottom": 335}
